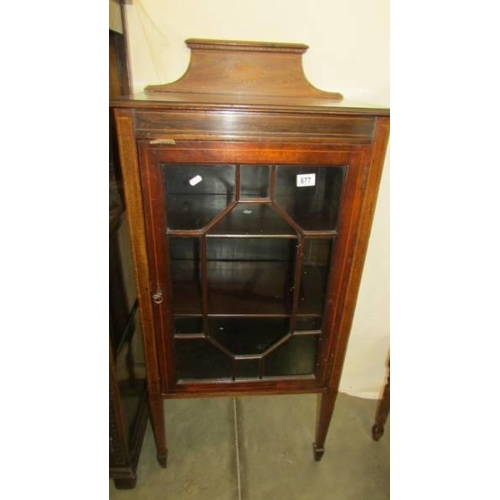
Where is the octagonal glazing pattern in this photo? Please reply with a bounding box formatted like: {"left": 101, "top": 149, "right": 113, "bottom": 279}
{"left": 162, "top": 163, "right": 342, "bottom": 382}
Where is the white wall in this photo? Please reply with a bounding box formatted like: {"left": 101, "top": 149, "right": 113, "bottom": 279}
{"left": 122, "top": 0, "right": 390, "bottom": 398}
{"left": 109, "top": 0, "right": 123, "bottom": 34}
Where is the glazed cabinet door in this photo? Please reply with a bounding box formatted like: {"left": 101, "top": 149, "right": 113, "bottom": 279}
{"left": 138, "top": 141, "right": 366, "bottom": 393}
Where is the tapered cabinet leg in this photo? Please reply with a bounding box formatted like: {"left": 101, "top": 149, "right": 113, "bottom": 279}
{"left": 372, "top": 361, "right": 390, "bottom": 441}
{"left": 313, "top": 389, "right": 338, "bottom": 461}
{"left": 148, "top": 395, "right": 168, "bottom": 467}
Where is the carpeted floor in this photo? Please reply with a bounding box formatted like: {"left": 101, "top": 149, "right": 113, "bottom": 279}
{"left": 110, "top": 392, "right": 390, "bottom": 499}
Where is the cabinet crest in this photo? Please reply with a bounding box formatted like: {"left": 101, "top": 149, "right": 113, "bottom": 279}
{"left": 145, "top": 38, "right": 343, "bottom": 101}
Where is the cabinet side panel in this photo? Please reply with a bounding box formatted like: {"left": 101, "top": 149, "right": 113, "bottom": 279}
{"left": 327, "top": 117, "right": 390, "bottom": 390}
{"left": 114, "top": 109, "right": 161, "bottom": 395}
{"left": 316, "top": 149, "right": 368, "bottom": 383}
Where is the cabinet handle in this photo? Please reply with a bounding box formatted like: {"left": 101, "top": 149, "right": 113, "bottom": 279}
{"left": 152, "top": 291, "right": 163, "bottom": 304}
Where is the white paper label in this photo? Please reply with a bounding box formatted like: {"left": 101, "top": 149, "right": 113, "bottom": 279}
{"left": 189, "top": 175, "right": 203, "bottom": 186}
{"left": 296, "top": 173, "right": 316, "bottom": 187}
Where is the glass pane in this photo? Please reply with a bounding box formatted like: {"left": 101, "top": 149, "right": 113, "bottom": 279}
{"left": 263, "top": 335, "right": 318, "bottom": 377}
{"left": 208, "top": 203, "right": 295, "bottom": 237}
{"left": 209, "top": 318, "right": 289, "bottom": 355}
{"left": 235, "top": 359, "right": 260, "bottom": 379}
{"left": 175, "top": 339, "right": 232, "bottom": 380}
{"left": 206, "top": 237, "right": 296, "bottom": 261}
{"left": 240, "top": 165, "right": 271, "bottom": 199}
{"left": 168, "top": 237, "right": 202, "bottom": 315}
{"left": 162, "top": 164, "right": 235, "bottom": 230}
{"left": 275, "top": 165, "right": 346, "bottom": 231}
{"left": 295, "top": 316, "right": 323, "bottom": 332}
{"left": 298, "top": 239, "right": 334, "bottom": 315}
{"left": 174, "top": 318, "right": 203, "bottom": 335}
{"left": 113, "top": 314, "right": 147, "bottom": 439}
{"left": 109, "top": 221, "right": 139, "bottom": 351}
{"left": 206, "top": 238, "right": 296, "bottom": 315}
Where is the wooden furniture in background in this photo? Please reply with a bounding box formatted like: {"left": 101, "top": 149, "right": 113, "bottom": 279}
{"left": 109, "top": 196, "right": 149, "bottom": 489}
{"left": 109, "top": 0, "right": 130, "bottom": 186}
{"left": 372, "top": 356, "right": 390, "bottom": 441}
{"left": 111, "top": 38, "right": 390, "bottom": 466}
{"left": 109, "top": 2, "right": 149, "bottom": 489}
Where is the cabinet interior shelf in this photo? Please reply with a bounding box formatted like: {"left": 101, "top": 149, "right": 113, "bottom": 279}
{"left": 171, "top": 261, "right": 330, "bottom": 316}
{"left": 165, "top": 199, "right": 341, "bottom": 236}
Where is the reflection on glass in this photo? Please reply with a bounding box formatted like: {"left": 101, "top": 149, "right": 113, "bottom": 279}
{"left": 162, "top": 164, "right": 235, "bottom": 230}
{"left": 275, "top": 165, "right": 346, "bottom": 231}
{"left": 240, "top": 165, "right": 271, "bottom": 198}
{"left": 168, "top": 237, "right": 202, "bottom": 315}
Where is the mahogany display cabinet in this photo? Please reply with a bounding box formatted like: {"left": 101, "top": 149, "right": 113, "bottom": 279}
{"left": 110, "top": 39, "right": 390, "bottom": 466}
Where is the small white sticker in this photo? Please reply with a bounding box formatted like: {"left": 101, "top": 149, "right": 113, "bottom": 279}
{"left": 296, "top": 173, "right": 316, "bottom": 187}
{"left": 243, "top": 209, "right": 253, "bottom": 215}
{"left": 189, "top": 175, "right": 203, "bottom": 186}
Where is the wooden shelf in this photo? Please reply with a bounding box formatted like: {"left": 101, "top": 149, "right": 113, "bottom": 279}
{"left": 208, "top": 203, "right": 296, "bottom": 237}
{"left": 171, "top": 261, "right": 328, "bottom": 316}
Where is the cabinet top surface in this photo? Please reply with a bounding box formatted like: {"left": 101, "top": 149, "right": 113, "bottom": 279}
{"left": 110, "top": 91, "right": 389, "bottom": 117}
{"left": 110, "top": 38, "right": 389, "bottom": 117}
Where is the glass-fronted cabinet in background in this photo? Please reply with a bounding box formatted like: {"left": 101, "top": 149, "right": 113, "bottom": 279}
{"left": 109, "top": 186, "right": 148, "bottom": 490}
{"left": 109, "top": 5, "right": 148, "bottom": 488}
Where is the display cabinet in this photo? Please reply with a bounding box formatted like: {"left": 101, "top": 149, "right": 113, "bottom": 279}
{"left": 111, "top": 39, "right": 389, "bottom": 466}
